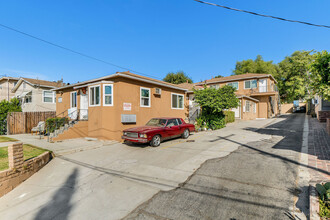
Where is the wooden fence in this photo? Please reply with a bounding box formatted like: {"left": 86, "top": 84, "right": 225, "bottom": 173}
{"left": 7, "top": 111, "right": 56, "bottom": 135}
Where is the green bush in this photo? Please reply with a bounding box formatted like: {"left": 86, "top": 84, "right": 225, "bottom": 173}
{"left": 45, "top": 117, "right": 69, "bottom": 133}
{"left": 0, "top": 98, "right": 22, "bottom": 135}
{"left": 316, "top": 182, "right": 330, "bottom": 218}
{"left": 196, "top": 113, "right": 226, "bottom": 130}
{"left": 224, "top": 111, "right": 235, "bottom": 123}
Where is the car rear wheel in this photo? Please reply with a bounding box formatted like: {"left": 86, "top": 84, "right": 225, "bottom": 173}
{"left": 182, "top": 129, "right": 190, "bottom": 139}
{"left": 150, "top": 135, "right": 161, "bottom": 147}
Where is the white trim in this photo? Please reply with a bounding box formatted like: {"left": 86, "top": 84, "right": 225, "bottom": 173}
{"left": 103, "top": 84, "right": 113, "bottom": 106}
{"left": 140, "top": 87, "right": 151, "bottom": 108}
{"left": 236, "top": 95, "right": 259, "bottom": 102}
{"left": 70, "top": 91, "right": 77, "bottom": 108}
{"left": 53, "top": 72, "right": 187, "bottom": 92}
{"left": 197, "top": 74, "right": 278, "bottom": 86}
{"left": 89, "top": 85, "right": 101, "bottom": 107}
{"left": 171, "top": 93, "right": 184, "bottom": 110}
{"left": 227, "top": 82, "right": 239, "bottom": 90}
{"left": 244, "top": 79, "right": 257, "bottom": 89}
{"left": 74, "top": 80, "right": 114, "bottom": 90}
{"left": 42, "top": 90, "right": 56, "bottom": 103}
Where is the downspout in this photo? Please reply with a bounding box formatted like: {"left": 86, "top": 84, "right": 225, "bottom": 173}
{"left": 7, "top": 79, "right": 9, "bottom": 101}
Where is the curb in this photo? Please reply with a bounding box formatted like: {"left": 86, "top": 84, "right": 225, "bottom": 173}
{"left": 309, "top": 182, "right": 320, "bottom": 220}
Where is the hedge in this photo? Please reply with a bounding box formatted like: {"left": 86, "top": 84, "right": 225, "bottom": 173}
{"left": 224, "top": 110, "right": 235, "bottom": 124}
{"left": 45, "top": 117, "right": 69, "bottom": 134}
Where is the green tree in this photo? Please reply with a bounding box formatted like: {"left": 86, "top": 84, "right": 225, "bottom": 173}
{"left": 309, "top": 51, "right": 330, "bottom": 100}
{"left": 163, "top": 71, "right": 193, "bottom": 84}
{"left": 193, "top": 85, "right": 239, "bottom": 129}
{"left": 0, "top": 98, "right": 22, "bottom": 134}
{"left": 277, "top": 50, "right": 314, "bottom": 102}
{"left": 214, "top": 75, "right": 224, "bottom": 78}
{"left": 233, "top": 55, "right": 279, "bottom": 76}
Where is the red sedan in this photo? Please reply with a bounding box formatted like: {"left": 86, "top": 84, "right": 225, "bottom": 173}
{"left": 122, "top": 117, "right": 195, "bottom": 147}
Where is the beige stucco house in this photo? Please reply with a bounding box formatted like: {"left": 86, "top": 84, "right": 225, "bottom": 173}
{"left": 0, "top": 77, "right": 19, "bottom": 101}
{"left": 53, "top": 71, "right": 188, "bottom": 141}
{"left": 12, "top": 78, "right": 65, "bottom": 112}
{"left": 179, "top": 73, "right": 281, "bottom": 121}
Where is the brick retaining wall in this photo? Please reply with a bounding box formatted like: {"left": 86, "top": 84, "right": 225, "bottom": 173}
{"left": 0, "top": 143, "right": 51, "bottom": 197}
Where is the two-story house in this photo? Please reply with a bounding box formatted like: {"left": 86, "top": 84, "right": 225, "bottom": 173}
{"left": 0, "top": 77, "right": 19, "bottom": 101}
{"left": 182, "top": 73, "right": 280, "bottom": 121}
{"left": 12, "top": 77, "right": 65, "bottom": 112}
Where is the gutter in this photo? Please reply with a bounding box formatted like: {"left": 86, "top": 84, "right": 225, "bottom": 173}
{"left": 53, "top": 73, "right": 187, "bottom": 92}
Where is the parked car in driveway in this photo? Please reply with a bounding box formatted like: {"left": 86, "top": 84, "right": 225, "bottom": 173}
{"left": 122, "top": 117, "right": 195, "bottom": 147}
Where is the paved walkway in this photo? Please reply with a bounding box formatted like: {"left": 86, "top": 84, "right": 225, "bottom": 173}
{"left": 4, "top": 134, "right": 118, "bottom": 156}
{"left": 308, "top": 116, "right": 330, "bottom": 181}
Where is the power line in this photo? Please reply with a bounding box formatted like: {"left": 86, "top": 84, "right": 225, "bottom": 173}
{"left": 194, "top": 0, "right": 330, "bottom": 29}
{"left": 0, "top": 23, "right": 163, "bottom": 80}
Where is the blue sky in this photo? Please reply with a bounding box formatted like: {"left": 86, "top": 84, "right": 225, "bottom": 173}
{"left": 0, "top": 0, "right": 329, "bottom": 84}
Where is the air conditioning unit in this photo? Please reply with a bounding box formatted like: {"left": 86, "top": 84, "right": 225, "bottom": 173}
{"left": 155, "top": 88, "right": 161, "bottom": 95}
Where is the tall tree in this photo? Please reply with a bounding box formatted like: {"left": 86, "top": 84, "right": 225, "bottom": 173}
{"left": 276, "top": 50, "right": 314, "bottom": 102}
{"left": 163, "top": 71, "right": 193, "bottom": 84}
{"left": 309, "top": 51, "right": 330, "bottom": 100}
{"left": 233, "top": 55, "right": 279, "bottom": 76}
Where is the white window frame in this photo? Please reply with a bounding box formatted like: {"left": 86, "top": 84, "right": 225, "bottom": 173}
{"left": 245, "top": 100, "right": 251, "bottom": 112}
{"left": 140, "top": 87, "right": 151, "bottom": 107}
{"left": 42, "top": 90, "right": 56, "bottom": 103}
{"left": 253, "top": 102, "right": 256, "bottom": 113}
{"left": 210, "top": 84, "right": 220, "bottom": 89}
{"left": 227, "top": 82, "right": 239, "bottom": 90}
{"left": 89, "top": 85, "right": 101, "bottom": 107}
{"left": 171, "top": 93, "right": 184, "bottom": 110}
{"left": 244, "top": 80, "right": 257, "bottom": 89}
{"left": 103, "top": 84, "right": 113, "bottom": 106}
{"left": 70, "top": 91, "right": 77, "bottom": 108}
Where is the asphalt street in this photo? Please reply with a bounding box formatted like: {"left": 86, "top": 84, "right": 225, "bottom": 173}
{"left": 124, "top": 114, "right": 308, "bottom": 220}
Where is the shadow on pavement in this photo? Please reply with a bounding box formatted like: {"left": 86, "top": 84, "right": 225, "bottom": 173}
{"left": 34, "top": 168, "right": 79, "bottom": 220}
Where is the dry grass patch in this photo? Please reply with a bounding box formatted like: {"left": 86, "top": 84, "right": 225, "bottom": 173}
{"left": 0, "top": 136, "right": 18, "bottom": 143}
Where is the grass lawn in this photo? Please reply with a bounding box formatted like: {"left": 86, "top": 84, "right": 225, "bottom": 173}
{"left": 0, "top": 136, "right": 18, "bottom": 143}
{"left": 0, "top": 144, "right": 48, "bottom": 171}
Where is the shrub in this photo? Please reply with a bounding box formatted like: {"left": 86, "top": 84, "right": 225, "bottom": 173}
{"left": 196, "top": 113, "right": 226, "bottom": 130}
{"left": 45, "top": 117, "right": 69, "bottom": 134}
{"left": 316, "top": 182, "right": 330, "bottom": 218}
{"left": 224, "top": 111, "right": 235, "bottom": 123}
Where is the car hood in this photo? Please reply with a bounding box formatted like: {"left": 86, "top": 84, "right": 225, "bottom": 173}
{"left": 124, "top": 126, "right": 161, "bottom": 133}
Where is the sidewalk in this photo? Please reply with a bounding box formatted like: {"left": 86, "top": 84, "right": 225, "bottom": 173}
{"left": 308, "top": 116, "right": 330, "bottom": 181}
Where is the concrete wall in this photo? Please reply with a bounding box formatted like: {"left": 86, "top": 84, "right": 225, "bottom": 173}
{"left": 15, "top": 83, "right": 56, "bottom": 112}
{"left": 0, "top": 79, "right": 18, "bottom": 101}
{"left": 0, "top": 143, "right": 51, "bottom": 197}
{"left": 53, "top": 121, "right": 88, "bottom": 141}
{"left": 56, "top": 76, "right": 187, "bottom": 141}
{"left": 281, "top": 103, "right": 294, "bottom": 113}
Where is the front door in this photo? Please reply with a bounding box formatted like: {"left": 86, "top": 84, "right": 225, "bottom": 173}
{"left": 259, "top": 79, "right": 267, "bottom": 92}
{"left": 80, "top": 93, "right": 88, "bottom": 120}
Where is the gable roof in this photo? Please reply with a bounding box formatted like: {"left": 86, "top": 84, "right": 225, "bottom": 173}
{"left": 196, "top": 73, "right": 277, "bottom": 85}
{"left": 12, "top": 77, "right": 65, "bottom": 92}
{"left": 53, "top": 71, "right": 187, "bottom": 92}
{"left": 176, "top": 82, "right": 203, "bottom": 92}
{"left": 0, "top": 77, "right": 19, "bottom": 83}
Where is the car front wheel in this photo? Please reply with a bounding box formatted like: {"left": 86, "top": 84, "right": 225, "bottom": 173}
{"left": 150, "top": 135, "right": 161, "bottom": 147}
{"left": 182, "top": 129, "right": 190, "bottom": 139}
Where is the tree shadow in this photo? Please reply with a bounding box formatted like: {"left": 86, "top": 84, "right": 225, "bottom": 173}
{"left": 34, "top": 168, "right": 79, "bottom": 220}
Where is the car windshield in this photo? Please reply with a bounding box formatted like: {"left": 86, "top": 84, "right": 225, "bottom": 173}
{"left": 146, "top": 118, "right": 167, "bottom": 127}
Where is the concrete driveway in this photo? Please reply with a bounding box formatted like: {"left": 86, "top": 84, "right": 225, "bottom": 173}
{"left": 0, "top": 118, "right": 284, "bottom": 220}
